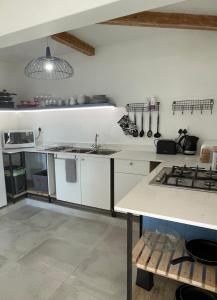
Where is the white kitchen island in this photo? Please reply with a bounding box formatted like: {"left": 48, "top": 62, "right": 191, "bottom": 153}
{"left": 115, "top": 159, "right": 217, "bottom": 300}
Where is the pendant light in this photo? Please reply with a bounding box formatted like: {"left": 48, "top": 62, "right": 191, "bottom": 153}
{"left": 24, "top": 40, "right": 73, "bottom": 80}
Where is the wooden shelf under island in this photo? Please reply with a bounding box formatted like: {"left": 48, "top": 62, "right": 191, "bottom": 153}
{"left": 26, "top": 189, "right": 49, "bottom": 197}
{"left": 132, "top": 231, "right": 217, "bottom": 295}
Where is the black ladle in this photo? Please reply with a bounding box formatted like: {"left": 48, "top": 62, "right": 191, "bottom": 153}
{"left": 147, "top": 105, "right": 152, "bottom": 138}
{"left": 133, "top": 112, "right": 138, "bottom": 137}
{"left": 139, "top": 110, "right": 144, "bottom": 137}
{"left": 154, "top": 103, "right": 161, "bottom": 138}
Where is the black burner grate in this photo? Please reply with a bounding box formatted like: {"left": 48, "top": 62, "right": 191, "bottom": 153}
{"left": 162, "top": 165, "right": 217, "bottom": 192}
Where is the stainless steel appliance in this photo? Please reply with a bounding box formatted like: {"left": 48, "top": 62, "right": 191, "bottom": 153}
{"left": 176, "top": 134, "right": 199, "bottom": 155}
{"left": 150, "top": 165, "right": 217, "bottom": 192}
{"left": 183, "top": 136, "right": 199, "bottom": 155}
{"left": 2, "top": 130, "right": 35, "bottom": 149}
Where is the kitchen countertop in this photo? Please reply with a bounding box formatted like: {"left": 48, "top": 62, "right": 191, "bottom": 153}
{"left": 1, "top": 147, "right": 202, "bottom": 163}
{"left": 2, "top": 148, "right": 40, "bottom": 154}
{"left": 2, "top": 147, "right": 116, "bottom": 158}
{"left": 2, "top": 146, "right": 205, "bottom": 166}
{"left": 3, "top": 146, "right": 216, "bottom": 230}
{"left": 111, "top": 149, "right": 202, "bottom": 163}
{"left": 115, "top": 158, "right": 217, "bottom": 230}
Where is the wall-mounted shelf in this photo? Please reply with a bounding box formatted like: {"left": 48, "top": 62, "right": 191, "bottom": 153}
{"left": 126, "top": 102, "right": 159, "bottom": 112}
{"left": 0, "top": 103, "right": 115, "bottom": 111}
{"left": 172, "top": 99, "right": 214, "bottom": 115}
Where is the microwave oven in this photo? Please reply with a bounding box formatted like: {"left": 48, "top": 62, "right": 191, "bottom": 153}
{"left": 2, "top": 130, "right": 35, "bottom": 149}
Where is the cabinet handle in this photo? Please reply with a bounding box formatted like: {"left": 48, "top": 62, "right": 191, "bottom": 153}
{"left": 129, "top": 162, "right": 133, "bottom": 166}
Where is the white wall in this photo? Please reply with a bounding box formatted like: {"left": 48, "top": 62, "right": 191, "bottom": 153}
{"left": 14, "top": 28, "right": 217, "bottom": 146}
{"left": 0, "top": 61, "right": 20, "bottom": 130}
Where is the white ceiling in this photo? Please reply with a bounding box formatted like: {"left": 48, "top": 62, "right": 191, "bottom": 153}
{"left": 0, "top": 0, "right": 217, "bottom": 63}
{"left": 0, "top": 38, "right": 73, "bottom": 63}
{"left": 0, "top": 25, "right": 156, "bottom": 63}
{"left": 0, "top": 0, "right": 185, "bottom": 48}
{"left": 154, "top": 0, "right": 217, "bottom": 15}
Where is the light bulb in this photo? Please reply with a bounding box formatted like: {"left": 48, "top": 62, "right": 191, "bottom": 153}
{"left": 44, "top": 61, "right": 54, "bottom": 72}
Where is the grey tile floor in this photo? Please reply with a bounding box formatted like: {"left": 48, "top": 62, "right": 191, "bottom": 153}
{"left": 0, "top": 200, "right": 138, "bottom": 300}
{"left": 0, "top": 199, "right": 178, "bottom": 300}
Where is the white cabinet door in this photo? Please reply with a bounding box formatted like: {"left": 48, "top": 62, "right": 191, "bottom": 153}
{"left": 47, "top": 154, "right": 56, "bottom": 197}
{"left": 80, "top": 157, "right": 110, "bottom": 210}
{"left": 54, "top": 157, "right": 81, "bottom": 204}
{"left": 0, "top": 151, "right": 7, "bottom": 207}
{"left": 114, "top": 173, "right": 144, "bottom": 206}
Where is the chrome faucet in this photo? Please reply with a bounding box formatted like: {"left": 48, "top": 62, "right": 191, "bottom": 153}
{"left": 92, "top": 133, "right": 100, "bottom": 150}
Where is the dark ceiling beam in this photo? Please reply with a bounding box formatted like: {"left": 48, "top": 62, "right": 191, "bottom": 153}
{"left": 100, "top": 11, "right": 217, "bottom": 31}
{"left": 51, "top": 32, "right": 95, "bottom": 56}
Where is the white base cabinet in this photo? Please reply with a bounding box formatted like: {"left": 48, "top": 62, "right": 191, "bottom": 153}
{"left": 47, "top": 154, "right": 56, "bottom": 197}
{"left": 54, "top": 155, "right": 110, "bottom": 210}
{"left": 114, "top": 173, "right": 144, "bottom": 205}
{"left": 0, "top": 151, "right": 7, "bottom": 207}
{"left": 55, "top": 156, "right": 81, "bottom": 204}
{"left": 114, "top": 159, "right": 149, "bottom": 206}
{"left": 80, "top": 157, "right": 110, "bottom": 210}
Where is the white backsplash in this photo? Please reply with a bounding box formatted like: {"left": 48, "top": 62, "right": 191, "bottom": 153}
{"left": 2, "top": 28, "right": 217, "bottom": 147}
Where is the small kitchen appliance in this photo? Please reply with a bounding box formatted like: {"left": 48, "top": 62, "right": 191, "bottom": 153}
{"left": 156, "top": 139, "right": 177, "bottom": 155}
{"left": 150, "top": 165, "right": 217, "bottom": 192}
{"left": 2, "top": 130, "right": 35, "bottom": 149}
{"left": 176, "top": 130, "right": 199, "bottom": 155}
{"left": 182, "top": 135, "right": 199, "bottom": 155}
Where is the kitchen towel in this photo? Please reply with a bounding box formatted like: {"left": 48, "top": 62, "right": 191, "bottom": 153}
{"left": 65, "top": 159, "right": 76, "bottom": 183}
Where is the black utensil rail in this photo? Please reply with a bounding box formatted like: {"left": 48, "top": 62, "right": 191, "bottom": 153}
{"left": 172, "top": 99, "right": 214, "bottom": 115}
{"left": 126, "top": 102, "right": 159, "bottom": 113}
{"left": 133, "top": 231, "right": 217, "bottom": 294}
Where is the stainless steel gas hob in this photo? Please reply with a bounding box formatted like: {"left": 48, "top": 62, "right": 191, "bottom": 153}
{"left": 150, "top": 165, "right": 217, "bottom": 192}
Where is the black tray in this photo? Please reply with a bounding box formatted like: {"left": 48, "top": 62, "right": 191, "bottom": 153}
{"left": 0, "top": 101, "right": 15, "bottom": 108}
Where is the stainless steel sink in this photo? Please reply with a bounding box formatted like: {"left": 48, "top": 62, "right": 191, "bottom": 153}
{"left": 88, "top": 149, "right": 118, "bottom": 155}
{"left": 66, "top": 148, "right": 92, "bottom": 153}
{"left": 45, "top": 146, "right": 118, "bottom": 155}
{"left": 45, "top": 146, "right": 73, "bottom": 152}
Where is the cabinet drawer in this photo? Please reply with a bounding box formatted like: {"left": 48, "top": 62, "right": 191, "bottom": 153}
{"left": 115, "top": 159, "right": 149, "bottom": 175}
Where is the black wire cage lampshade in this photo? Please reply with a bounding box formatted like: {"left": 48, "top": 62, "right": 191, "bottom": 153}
{"left": 24, "top": 46, "right": 73, "bottom": 80}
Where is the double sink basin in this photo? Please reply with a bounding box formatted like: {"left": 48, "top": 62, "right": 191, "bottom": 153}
{"left": 46, "top": 146, "right": 118, "bottom": 156}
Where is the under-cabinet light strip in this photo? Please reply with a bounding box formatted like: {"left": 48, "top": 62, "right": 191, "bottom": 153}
{"left": 0, "top": 106, "right": 116, "bottom": 113}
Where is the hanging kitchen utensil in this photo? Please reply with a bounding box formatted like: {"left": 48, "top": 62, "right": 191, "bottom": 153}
{"left": 139, "top": 109, "right": 145, "bottom": 137}
{"left": 147, "top": 104, "right": 153, "bottom": 138}
{"left": 154, "top": 102, "right": 161, "bottom": 138}
{"left": 170, "top": 239, "right": 217, "bottom": 266}
{"left": 133, "top": 112, "right": 138, "bottom": 137}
